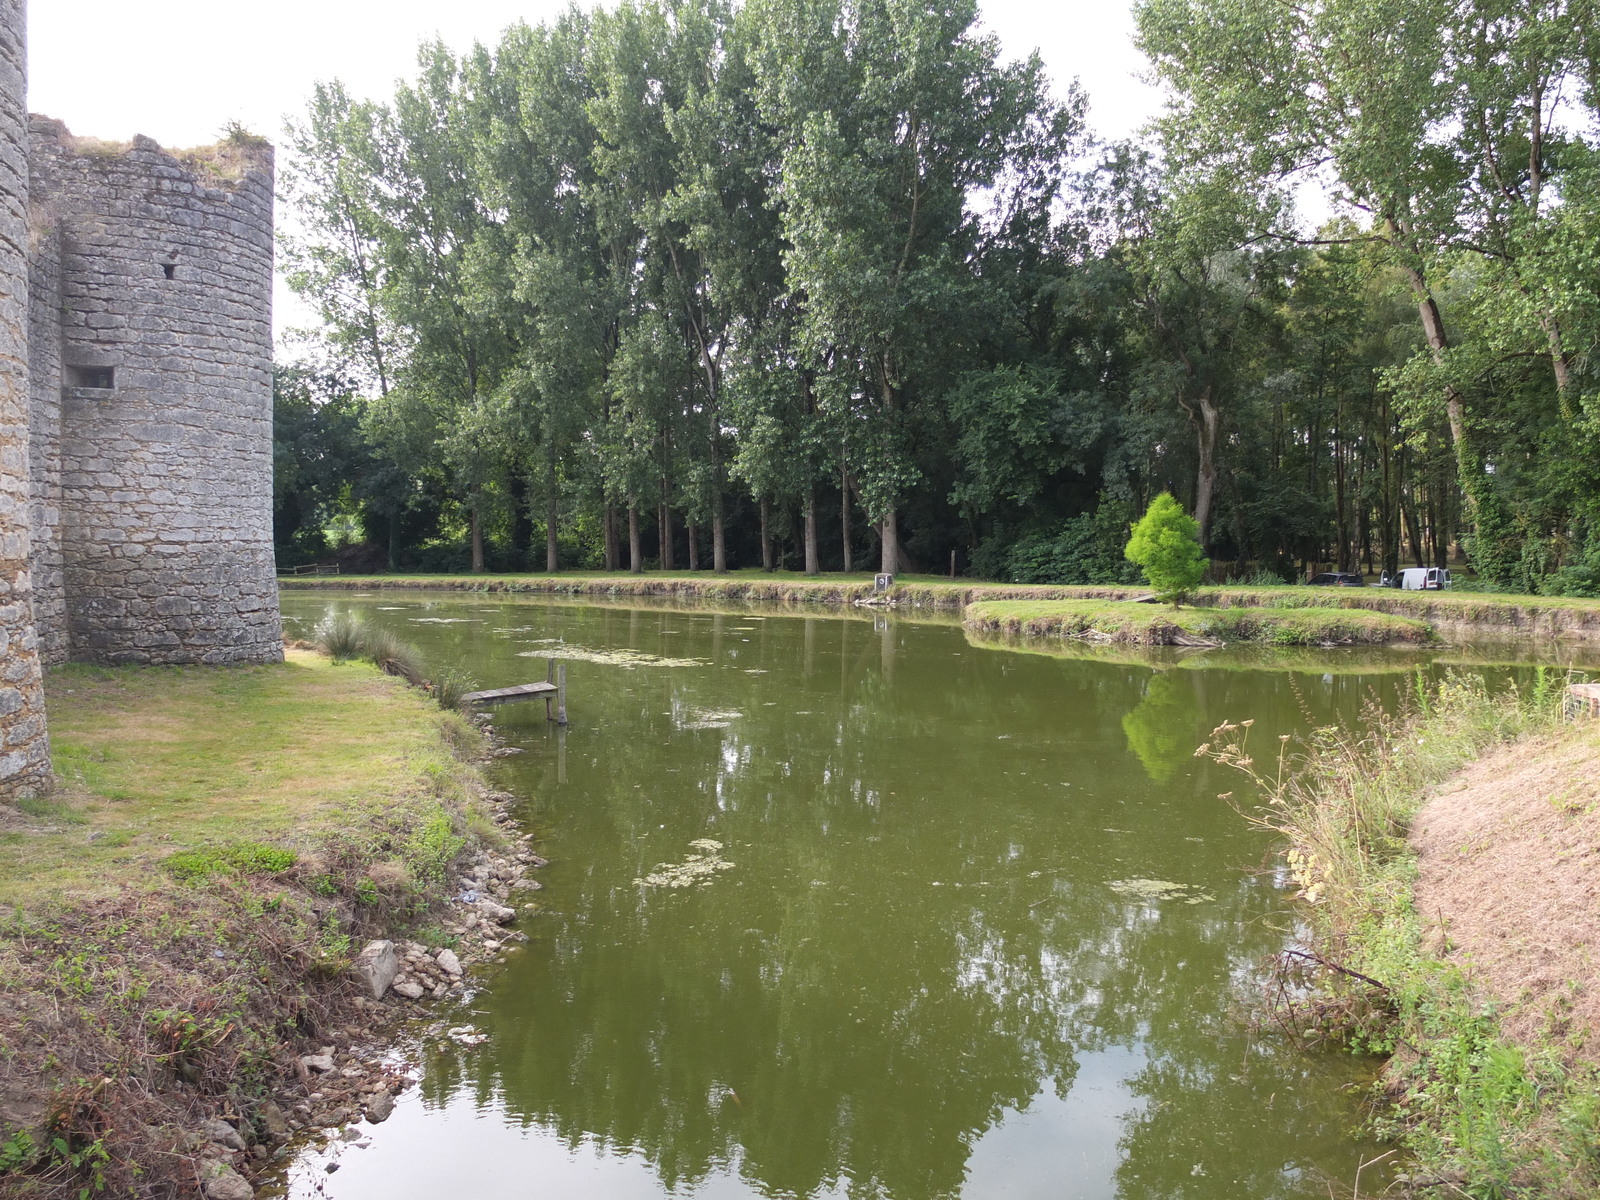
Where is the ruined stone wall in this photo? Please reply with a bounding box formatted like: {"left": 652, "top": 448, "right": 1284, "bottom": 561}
{"left": 26, "top": 186, "right": 62, "bottom": 663}
{"left": 28, "top": 121, "right": 282, "bottom": 665}
{"left": 0, "top": 0, "right": 49, "bottom": 797}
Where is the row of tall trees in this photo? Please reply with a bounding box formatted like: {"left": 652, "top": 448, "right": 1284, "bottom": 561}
{"left": 275, "top": 0, "right": 1600, "bottom": 593}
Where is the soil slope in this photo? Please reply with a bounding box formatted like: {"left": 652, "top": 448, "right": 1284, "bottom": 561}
{"left": 1412, "top": 721, "right": 1600, "bottom": 1050}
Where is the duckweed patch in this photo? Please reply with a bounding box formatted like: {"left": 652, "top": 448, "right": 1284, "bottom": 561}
{"left": 1107, "top": 878, "right": 1216, "bottom": 904}
{"left": 516, "top": 644, "right": 706, "bottom": 668}
{"left": 634, "top": 840, "right": 736, "bottom": 888}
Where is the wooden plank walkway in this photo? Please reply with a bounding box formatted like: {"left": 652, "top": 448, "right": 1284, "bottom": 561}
{"left": 462, "top": 681, "right": 557, "bottom": 706}
{"left": 463, "top": 659, "right": 569, "bottom": 725}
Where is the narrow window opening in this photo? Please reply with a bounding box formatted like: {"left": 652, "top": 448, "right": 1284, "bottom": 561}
{"left": 163, "top": 263, "right": 177, "bottom": 280}
{"left": 67, "top": 365, "right": 115, "bottom": 390}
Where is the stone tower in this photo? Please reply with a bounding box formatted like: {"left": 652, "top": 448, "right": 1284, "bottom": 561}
{"left": 0, "top": 0, "right": 48, "bottom": 797}
{"left": 28, "top": 120, "right": 283, "bottom": 665}
{"left": 0, "top": 0, "right": 285, "bottom": 798}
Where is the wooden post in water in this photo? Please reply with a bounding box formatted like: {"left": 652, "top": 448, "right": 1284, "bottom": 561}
{"left": 556, "top": 663, "right": 568, "bottom": 726}
{"left": 545, "top": 658, "right": 555, "bottom": 723}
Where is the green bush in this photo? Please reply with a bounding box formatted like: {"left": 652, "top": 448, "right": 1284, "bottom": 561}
{"left": 1000, "top": 506, "right": 1140, "bottom": 586}
{"left": 403, "top": 808, "right": 465, "bottom": 889}
{"left": 1124, "top": 493, "right": 1208, "bottom": 605}
{"left": 1546, "top": 562, "right": 1600, "bottom": 598}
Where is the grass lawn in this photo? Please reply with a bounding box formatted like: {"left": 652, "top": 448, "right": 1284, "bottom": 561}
{"left": 0, "top": 650, "right": 473, "bottom": 907}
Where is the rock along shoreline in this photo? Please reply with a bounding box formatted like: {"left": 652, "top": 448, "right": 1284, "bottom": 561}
{"left": 224, "top": 700, "right": 544, "bottom": 1196}
{"left": 235, "top": 722, "right": 541, "bottom": 1200}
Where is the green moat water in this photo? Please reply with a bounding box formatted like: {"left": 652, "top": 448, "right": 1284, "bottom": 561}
{"left": 277, "top": 591, "right": 1579, "bottom": 1200}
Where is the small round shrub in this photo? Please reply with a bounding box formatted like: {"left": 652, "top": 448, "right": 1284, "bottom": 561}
{"left": 1125, "top": 493, "right": 1208, "bottom": 606}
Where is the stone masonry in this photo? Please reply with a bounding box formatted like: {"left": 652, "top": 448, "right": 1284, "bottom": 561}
{"left": 0, "top": 0, "right": 48, "bottom": 796}
{"left": 0, "top": 0, "right": 283, "bottom": 798}
{"left": 29, "top": 120, "right": 283, "bottom": 666}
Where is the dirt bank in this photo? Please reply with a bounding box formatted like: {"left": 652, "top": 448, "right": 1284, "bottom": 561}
{"left": 1412, "top": 722, "right": 1600, "bottom": 1051}
{"left": 962, "top": 598, "right": 1433, "bottom": 646}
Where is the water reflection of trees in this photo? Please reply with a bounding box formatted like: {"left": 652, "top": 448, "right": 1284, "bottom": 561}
{"left": 340, "top": 604, "right": 1410, "bottom": 1200}
{"left": 1120, "top": 672, "right": 1202, "bottom": 785}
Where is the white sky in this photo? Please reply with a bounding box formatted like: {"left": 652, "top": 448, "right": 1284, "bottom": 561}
{"left": 28, "top": 0, "right": 1167, "bottom": 345}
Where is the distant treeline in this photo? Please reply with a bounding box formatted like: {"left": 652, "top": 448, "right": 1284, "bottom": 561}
{"left": 273, "top": 0, "right": 1600, "bottom": 593}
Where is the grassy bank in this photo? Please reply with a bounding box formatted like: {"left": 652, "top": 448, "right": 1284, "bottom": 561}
{"left": 1208, "top": 676, "right": 1600, "bottom": 1194}
{"left": 963, "top": 598, "right": 1434, "bottom": 646}
{"left": 279, "top": 571, "right": 1600, "bottom": 642}
{"left": 0, "top": 652, "right": 497, "bottom": 1198}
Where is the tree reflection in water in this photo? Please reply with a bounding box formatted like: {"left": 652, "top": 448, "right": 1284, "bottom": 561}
{"left": 286, "top": 597, "right": 1405, "bottom": 1200}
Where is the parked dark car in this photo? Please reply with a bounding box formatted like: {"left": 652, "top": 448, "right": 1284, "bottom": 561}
{"left": 1307, "top": 572, "right": 1366, "bottom": 587}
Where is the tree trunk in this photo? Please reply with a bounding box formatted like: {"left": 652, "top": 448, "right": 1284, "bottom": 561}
{"left": 804, "top": 485, "right": 819, "bottom": 576}
{"left": 1333, "top": 415, "right": 1349, "bottom": 572}
{"left": 509, "top": 474, "right": 532, "bottom": 567}
{"left": 628, "top": 505, "right": 642, "bottom": 574}
{"left": 1191, "top": 389, "right": 1219, "bottom": 547}
{"left": 688, "top": 520, "right": 699, "bottom": 571}
{"left": 840, "top": 456, "right": 853, "bottom": 573}
{"left": 760, "top": 498, "right": 773, "bottom": 571}
{"left": 603, "top": 503, "right": 619, "bottom": 573}
{"left": 545, "top": 447, "right": 559, "bottom": 573}
{"left": 1402, "top": 496, "right": 1425, "bottom": 567}
{"left": 659, "top": 502, "right": 674, "bottom": 571}
{"left": 880, "top": 509, "right": 897, "bottom": 576}
{"left": 1541, "top": 313, "right": 1576, "bottom": 422}
{"left": 470, "top": 498, "right": 485, "bottom": 574}
{"left": 712, "top": 510, "right": 727, "bottom": 574}
{"left": 387, "top": 511, "right": 399, "bottom": 572}
{"left": 1401, "top": 266, "right": 1479, "bottom": 514}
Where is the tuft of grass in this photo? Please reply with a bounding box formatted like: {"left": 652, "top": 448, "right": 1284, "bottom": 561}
{"left": 364, "top": 626, "right": 424, "bottom": 684}
{"left": 314, "top": 614, "right": 425, "bottom": 683}
{"left": 428, "top": 665, "right": 479, "bottom": 712}
{"left": 314, "top": 613, "right": 367, "bottom": 662}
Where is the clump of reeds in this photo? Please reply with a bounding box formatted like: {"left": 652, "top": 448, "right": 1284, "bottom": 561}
{"left": 312, "top": 615, "right": 463, "bottom": 707}
{"left": 363, "top": 626, "right": 425, "bottom": 685}
{"left": 427, "top": 666, "right": 479, "bottom": 713}
{"left": 314, "top": 612, "right": 367, "bottom": 662}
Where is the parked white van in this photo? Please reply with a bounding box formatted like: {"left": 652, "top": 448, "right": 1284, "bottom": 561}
{"left": 1399, "top": 567, "right": 1451, "bottom": 590}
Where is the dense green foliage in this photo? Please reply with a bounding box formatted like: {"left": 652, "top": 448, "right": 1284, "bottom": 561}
{"left": 1124, "top": 492, "right": 1207, "bottom": 603}
{"left": 277, "top": 0, "right": 1600, "bottom": 592}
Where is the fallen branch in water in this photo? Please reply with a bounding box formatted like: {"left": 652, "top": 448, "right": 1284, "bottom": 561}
{"left": 1282, "top": 947, "right": 1388, "bottom": 991}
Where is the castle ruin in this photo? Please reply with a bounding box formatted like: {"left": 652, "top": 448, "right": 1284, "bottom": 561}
{"left": 0, "top": 0, "right": 283, "bottom": 799}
